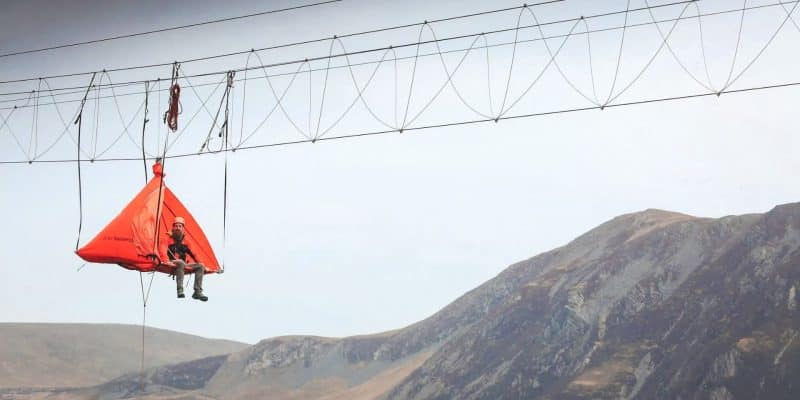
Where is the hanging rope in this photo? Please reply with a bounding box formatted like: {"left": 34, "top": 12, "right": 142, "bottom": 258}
{"left": 153, "top": 66, "right": 177, "bottom": 252}
{"left": 138, "top": 80, "right": 171, "bottom": 393}
{"left": 138, "top": 270, "right": 155, "bottom": 392}
{"left": 29, "top": 81, "right": 41, "bottom": 160}
{"left": 91, "top": 77, "right": 102, "bottom": 158}
{"left": 164, "top": 62, "right": 181, "bottom": 132}
{"left": 222, "top": 71, "right": 234, "bottom": 140}
{"left": 199, "top": 70, "right": 235, "bottom": 269}
{"left": 138, "top": 150, "right": 170, "bottom": 395}
{"left": 141, "top": 82, "right": 150, "bottom": 182}
{"left": 221, "top": 155, "right": 229, "bottom": 274}
{"left": 74, "top": 72, "right": 97, "bottom": 251}
{"left": 138, "top": 81, "right": 158, "bottom": 393}
{"left": 199, "top": 70, "right": 235, "bottom": 152}
{"left": 221, "top": 71, "right": 235, "bottom": 273}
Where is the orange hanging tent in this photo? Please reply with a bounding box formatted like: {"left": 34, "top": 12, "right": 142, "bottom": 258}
{"left": 76, "top": 162, "right": 221, "bottom": 275}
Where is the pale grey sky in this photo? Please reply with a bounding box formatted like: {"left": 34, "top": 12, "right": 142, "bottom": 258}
{"left": 1, "top": 0, "right": 799, "bottom": 344}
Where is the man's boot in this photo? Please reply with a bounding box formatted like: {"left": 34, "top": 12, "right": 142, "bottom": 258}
{"left": 192, "top": 291, "right": 208, "bottom": 302}
{"left": 177, "top": 288, "right": 185, "bottom": 298}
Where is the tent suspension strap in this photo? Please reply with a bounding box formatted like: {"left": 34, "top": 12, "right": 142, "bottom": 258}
{"left": 152, "top": 64, "right": 178, "bottom": 258}
{"left": 74, "top": 72, "right": 97, "bottom": 251}
{"left": 151, "top": 124, "right": 171, "bottom": 258}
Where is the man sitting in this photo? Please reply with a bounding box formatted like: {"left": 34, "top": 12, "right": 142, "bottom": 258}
{"left": 167, "top": 217, "right": 209, "bottom": 302}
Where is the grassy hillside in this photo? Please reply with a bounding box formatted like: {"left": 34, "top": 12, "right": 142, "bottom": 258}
{"left": 0, "top": 323, "right": 248, "bottom": 388}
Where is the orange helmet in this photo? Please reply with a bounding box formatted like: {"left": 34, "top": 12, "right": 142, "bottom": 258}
{"left": 173, "top": 216, "right": 186, "bottom": 226}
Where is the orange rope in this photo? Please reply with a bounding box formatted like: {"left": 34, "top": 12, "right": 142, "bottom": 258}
{"left": 164, "top": 63, "right": 180, "bottom": 132}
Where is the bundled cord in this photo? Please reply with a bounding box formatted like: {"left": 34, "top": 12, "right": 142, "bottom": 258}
{"left": 164, "top": 63, "right": 181, "bottom": 132}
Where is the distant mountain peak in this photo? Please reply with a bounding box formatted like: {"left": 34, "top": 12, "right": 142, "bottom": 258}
{"left": 615, "top": 207, "right": 698, "bottom": 224}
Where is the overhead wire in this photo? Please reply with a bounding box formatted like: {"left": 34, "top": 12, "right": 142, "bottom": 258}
{"left": 419, "top": 25, "right": 500, "bottom": 120}
{"left": 91, "top": 76, "right": 101, "bottom": 158}
{"left": 497, "top": 14, "right": 584, "bottom": 117}
{"left": 316, "top": 41, "right": 402, "bottom": 136}
{"left": 483, "top": 34, "right": 496, "bottom": 116}
{"left": 722, "top": 0, "right": 750, "bottom": 90}
{"left": 643, "top": 0, "right": 716, "bottom": 93}
{"left": 241, "top": 54, "right": 312, "bottom": 141}
{"left": 27, "top": 72, "right": 150, "bottom": 162}
{"left": 28, "top": 81, "right": 41, "bottom": 159}
{"left": 1, "top": 0, "right": 795, "bottom": 106}
{"left": 0, "top": 0, "right": 754, "bottom": 101}
{"left": 29, "top": 78, "right": 94, "bottom": 160}
{"left": 0, "top": 0, "right": 342, "bottom": 60}
{"left": 301, "top": 43, "right": 392, "bottom": 141}
{"left": 697, "top": 1, "right": 716, "bottom": 91}
{"left": 314, "top": 39, "right": 336, "bottom": 141}
{"left": 605, "top": 0, "right": 632, "bottom": 105}
{"left": 0, "top": 0, "right": 563, "bottom": 86}
{"left": 0, "top": 96, "right": 30, "bottom": 156}
{"left": 178, "top": 68, "right": 225, "bottom": 136}
{"left": 724, "top": 0, "right": 800, "bottom": 90}
{"left": 782, "top": 0, "right": 800, "bottom": 29}
{"left": 3, "top": 79, "right": 798, "bottom": 165}
{"left": 582, "top": 17, "right": 600, "bottom": 105}
{"left": 402, "top": 22, "right": 529, "bottom": 129}
{"left": 104, "top": 74, "right": 155, "bottom": 158}
{"left": 91, "top": 96, "right": 146, "bottom": 160}
{"left": 523, "top": 12, "right": 599, "bottom": 107}
{"left": 2, "top": 0, "right": 798, "bottom": 163}
{"left": 605, "top": 1, "right": 694, "bottom": 105}
{"left": 7, "top": 0, "right": 711, "bottom": 99}
{"left": 499, "top": 3, "right": 601, "bottom": 116}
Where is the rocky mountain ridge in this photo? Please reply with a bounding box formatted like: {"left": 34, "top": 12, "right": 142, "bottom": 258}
{"left": 387, "top": 205, "right": 798, "bottom": 399}
{"left": 5, "top": 204, "right": 799, "bottom": 399}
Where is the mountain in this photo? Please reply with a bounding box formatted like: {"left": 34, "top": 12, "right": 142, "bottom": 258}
{"left": 0, "top": 323, "right": 249, "bottom": 389}
{"left": 6, "top": 204, "right": 800, "bottom": 399}
{"left": 386, "top": 205, "right": 799, "bottom": 399}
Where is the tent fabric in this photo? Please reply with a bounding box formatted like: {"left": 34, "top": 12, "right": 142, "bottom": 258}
{"left": 76, "top": 163, "right": 221, "bottom": 275}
